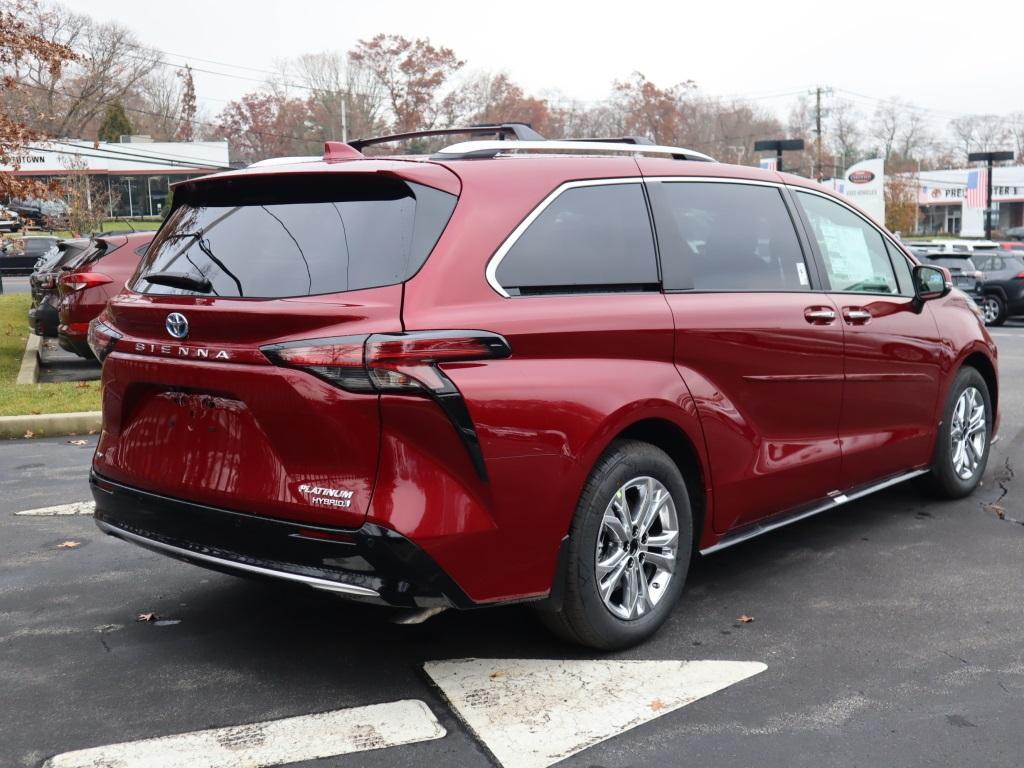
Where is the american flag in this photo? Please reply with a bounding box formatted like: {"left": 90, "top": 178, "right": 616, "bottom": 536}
{"left": 965, "top": 168, "right": 988, "bottom": 208}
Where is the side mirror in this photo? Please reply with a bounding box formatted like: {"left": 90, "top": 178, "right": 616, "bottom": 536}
{"left": 912, "top": 264, "right": 952, "bottom": 309}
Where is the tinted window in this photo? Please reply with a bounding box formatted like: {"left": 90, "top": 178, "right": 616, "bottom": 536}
{"left": 494, "top": 183, "right": 658, "bottom": 295}
{"left": 885, "top": 241, "right": 914, "bottom": 296}
{"left": 133, "top": 175, "right": 456, "bottom": 298}
{"left": 928, "top": 256, "right": 976, "bottom": 273}
{"left": 797, "top": 191, "right": 897, "bottom": 294}
{"left": 657, "top": 182, "right": 809, "bottom": 291}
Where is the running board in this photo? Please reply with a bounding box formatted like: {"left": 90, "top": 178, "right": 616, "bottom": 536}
{"left": 699, "top": 468, "right": 930, "bottom": 556}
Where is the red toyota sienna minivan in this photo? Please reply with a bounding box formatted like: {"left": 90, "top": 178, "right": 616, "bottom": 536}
{"left": 58, "top": 232, "right": 155, "bottom": 358}
{"left": 89, "top": 125, "right": 998, "bottom": 649}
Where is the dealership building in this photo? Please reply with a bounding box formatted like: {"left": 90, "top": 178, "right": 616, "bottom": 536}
{"left": 916, "top": 165, "right": 1024, "bottom": 236}
{"left": 0, "top": 138, "right": 230, "bottom": 217}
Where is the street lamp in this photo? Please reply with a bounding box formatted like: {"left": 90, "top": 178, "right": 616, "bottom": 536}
{"left": 967, "top": 150, "right": 1014, "bottom": 239}
{"left": 753, "top": 139, "right": 805, "bottom": 174}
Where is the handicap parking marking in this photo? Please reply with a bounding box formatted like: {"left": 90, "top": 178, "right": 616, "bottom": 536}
{"left": 14, "top": 501, "right": 95, "bottom": 516}
{"left": 44, "top": 699, "right": 445, "bottom": 768}
{"left": 425, "top": 658, "right": 767, "bottom": 768}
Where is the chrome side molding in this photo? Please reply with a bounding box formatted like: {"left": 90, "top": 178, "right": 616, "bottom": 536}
{"left": 700, "top": 468, "right": 930, "bottom": 555}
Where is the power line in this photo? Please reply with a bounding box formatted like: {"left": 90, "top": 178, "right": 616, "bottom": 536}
{"left": 46, "top": 138, "right": 231, "bottom": 169}
{"left": 15, "top": 143, "right": 230, "bottom": 170}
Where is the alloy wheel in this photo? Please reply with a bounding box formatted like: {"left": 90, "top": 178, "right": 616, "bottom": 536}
{"left": 595, "top": 476, "right": 679, "bottom": 620}
{"left": 980, "top": 297, "right": 1000, "bottom": 325}
{"left": 950, "top": 386, "right": 986, "bottom": 480}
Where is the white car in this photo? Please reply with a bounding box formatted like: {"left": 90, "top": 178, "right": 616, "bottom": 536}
{"left": 904, "top": 238, "right": 1000, "bottom": 255}
{"left": 0, "top": 205, "right": 21, "bottom": 233}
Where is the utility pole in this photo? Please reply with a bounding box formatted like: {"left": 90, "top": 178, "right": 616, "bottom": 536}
{"left": 810, "top": 86, "right": 833, "bottom": 181}
{"left": 968, "top": 150, "right": 1014, "bottom": 239}
{"left": 341, "top": 95, "right": 348, "bottom": 143}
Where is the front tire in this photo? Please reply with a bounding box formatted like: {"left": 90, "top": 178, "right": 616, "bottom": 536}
{"left": 538, "top": 440, "right": 692, "bottom": 650}
{"left": 924, "top": 366, "right": 992, "bottom": 499}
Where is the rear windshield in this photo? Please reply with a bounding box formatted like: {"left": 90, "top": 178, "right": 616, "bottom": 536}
{"left": 929, "top": 256, "right": 976, "bottom": 271}
{"left": 131, "top": 175, "right": 457, "bottom": 298}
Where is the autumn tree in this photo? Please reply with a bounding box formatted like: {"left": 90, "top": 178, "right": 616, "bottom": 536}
{"left": 214, "top": 91, "right": 315, "bottom": 163}
{"left": 0, "top": 0, "right": 76, "bottom": 199}
{"left": 457, "top": 72, "right": 550, "bottom": 134}
{"left": 176, "top": 64, "right": 196, "bottom": 141}
{"left": 349, "top": 34, "right": 464, "bottom": 133}
{"left": 97, "top": 99, "right": 132, "bottom": 142}
{"left": 884, "top": 172, "right": 919, "bottom": 235}
{"left": 612, "top": 72, "right": 695, "bottom": 145}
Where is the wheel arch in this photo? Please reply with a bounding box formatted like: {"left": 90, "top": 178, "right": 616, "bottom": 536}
{"left": 608, "top": 417, "right": 710, "bottom": 551}
{"left": 962, "top": 350, "right": 998, "bottom": 419}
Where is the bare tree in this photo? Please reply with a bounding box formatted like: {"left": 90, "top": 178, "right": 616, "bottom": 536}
{"left": 828, "top": 99, "right": 864, "bottom": 171}
{"left": 6, "top": 1, "right": 160, "bottom": 138}
{"left": 127, "top": 69, "right": 180, "bottom": 139}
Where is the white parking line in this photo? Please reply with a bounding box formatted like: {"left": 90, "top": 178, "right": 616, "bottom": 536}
{"left": 425, "top": 658, "right": 766, "bottom": 768}
{"left": 15, "top": 501, "right": 95, "bottom": 516}
{"left": 44, "top": 699, "right": 445, "bottom": 768}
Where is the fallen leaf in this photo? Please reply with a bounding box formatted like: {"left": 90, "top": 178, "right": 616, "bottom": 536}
{"left": 649, "top": 699, "right": 668, "bottom": 711}
{"left": 136, "top": 612, "right": 159, "bottom": 622}
{"left": 87, "top": 429, "right": 96, "bottom": 435}
{"left": 489, "top": 671, "right": 505, "bottom": 680}
{"left": 737, "top": 614, "right": 755, "bottom": 623}
{"left": 23, "top": 430, "right": 34, "bottom": 439}
{"left": 67, "top": 439, "right": 87, "bottom": 446}
{"left": 57, "top": 540, "right": 80, "bottom": 549}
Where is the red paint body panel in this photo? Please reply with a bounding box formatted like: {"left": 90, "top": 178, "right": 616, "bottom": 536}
{"left": 57, "top": 232, "right": 155, "bottom": 352}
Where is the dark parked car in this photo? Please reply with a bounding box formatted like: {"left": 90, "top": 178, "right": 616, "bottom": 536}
{"left": 913, "top": 251, "right": 984, "bottom": 295}
{"left": 975, "top": 251, "right": 1024, "bottom": 326}
{"left": 57, "top": 232, "right": 154, "bottom": 358}
{"left": 8, "top": 198, "right": 69, "bottom": 227}
{"left": 87, "top": 126, "right": 998, "bottom": 649}
{"left": 1006, "top": 227, "right": 1024, "bottom": 241}
{"left": 0, "top": 235, "right": 59, "bottom": 276}
{"left": 28, "top": 238, "right": 91, "bottom": 336}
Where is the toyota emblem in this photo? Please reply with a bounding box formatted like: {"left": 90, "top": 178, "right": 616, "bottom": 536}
{"left": 165, "top": 312, "right": 189, "bottom": 339}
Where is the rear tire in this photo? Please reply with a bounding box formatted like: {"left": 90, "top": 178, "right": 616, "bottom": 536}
{"left": 923, "top": 366, "right": 992, "bottom": 499}
{"left": 980, "top": 294, "right": 1006, "bottom": 326}
{"left": 537, "top": 440, "right": 692, "bottom": 650}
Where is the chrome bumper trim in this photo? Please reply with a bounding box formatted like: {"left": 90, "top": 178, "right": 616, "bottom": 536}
{"left": 97, "top": 520, "right": 381, "bottom": 598}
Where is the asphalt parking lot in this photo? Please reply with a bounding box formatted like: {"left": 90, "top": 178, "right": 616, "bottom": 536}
{"left": 3, "top": 323, "right": 1024, "bottom": 768}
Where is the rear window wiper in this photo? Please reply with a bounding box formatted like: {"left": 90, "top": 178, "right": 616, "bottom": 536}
{"left": 143, "top": 271, "right": 214, "bottom": 293}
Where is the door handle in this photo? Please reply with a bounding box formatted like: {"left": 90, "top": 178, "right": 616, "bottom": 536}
{"left": 843, "top": 308, "right": 872, "bottom": 324}
{"left": 804, "top": 307, "right": 837, "bottom": 324}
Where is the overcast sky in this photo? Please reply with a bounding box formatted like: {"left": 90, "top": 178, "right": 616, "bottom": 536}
{"left": 79, "top": 0, "right": 1021, "bottom": 131}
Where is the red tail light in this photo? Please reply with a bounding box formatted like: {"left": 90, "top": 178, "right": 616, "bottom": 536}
{"left": 61, "top": 272, "right": 113, "bottom": 292}
{"left": 262, "top": 331, "right": 512, "bottom": 480}
{"left": 262, "top": 331, "right": 511, "bottom": 395}
{"left": 87, "top": 317, "right": 123, "bottom": 362}
{"left": 1014, "top": 272, "right": 1024, "bottom": 280}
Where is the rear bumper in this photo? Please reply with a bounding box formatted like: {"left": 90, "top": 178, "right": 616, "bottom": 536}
{"left": 29, "top": 303, "right": 59, "bottom": 337}
{"left": 58, "top": 325, "right": 93, "bottom": 359}
{"left": 90, "top": 471, "right": 474, "bottom": 609}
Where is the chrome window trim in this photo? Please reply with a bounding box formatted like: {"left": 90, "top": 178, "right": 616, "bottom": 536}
{"left": 484, "top": 175, "right": 911, "bottom": 299}
{"left": 485, "top": 177, "right": 645, "bottom": 298}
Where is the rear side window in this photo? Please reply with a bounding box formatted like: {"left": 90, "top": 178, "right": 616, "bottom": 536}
{"left": 494, "top": 182, "right": 658, "bottom": 295}
{"left": 133, "top": 175, "right": 456, "bottom": 298}
{"left": 656, "top": 182, "right": 809, "bottom": 291}
{"left": 796, "top": 191, "right": 897, "bottom": 294}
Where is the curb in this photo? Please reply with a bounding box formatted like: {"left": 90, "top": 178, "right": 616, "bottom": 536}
{"left": 16, "top": 333, "right": 40, "bottom": 385}
{"left": 0, "top": 411, "right": 101, "bottom": 440}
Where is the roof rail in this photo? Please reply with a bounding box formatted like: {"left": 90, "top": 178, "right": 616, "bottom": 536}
{"left": 564, "top": 136, "right": 655, "bottom": 146}
{"left": 432, "top": 140, "right": 715, "bottom": 162}
{"left": 349, "top": 123, "right": 544, "bottom": 152}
